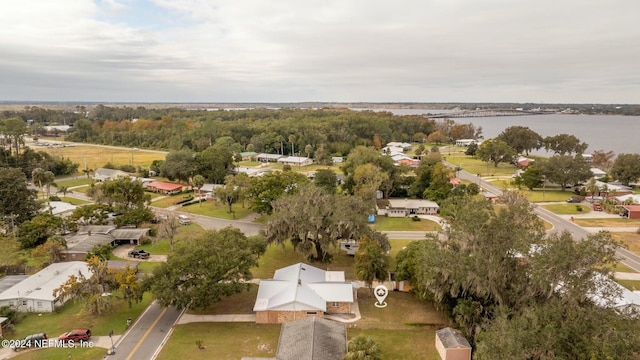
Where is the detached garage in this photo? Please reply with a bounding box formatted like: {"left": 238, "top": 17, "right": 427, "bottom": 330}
{"left": 435, "top": 327, "right": 472, "bottom": 360}
{"left": 622, "top": 205, "right": 640, "bottom": 219}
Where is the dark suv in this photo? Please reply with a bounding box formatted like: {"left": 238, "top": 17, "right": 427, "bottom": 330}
{"left": 12, "top": 333, "right": 47, "bottom": 351}
{"left": 128, "top": 249, "right": 150, "bottom": 259}
{"left": 58, "top": 328, "right": 91, "bottom": 342}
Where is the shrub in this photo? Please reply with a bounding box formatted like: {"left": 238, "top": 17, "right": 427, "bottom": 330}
{"left": 576, "top": 205, "right": 583, "bottom": 212}
{"left": 48, "top": 195, "right": 61, "bottom": 201}
{"left": 140, "top": 237, "right": 152, "bottom": 245}
{"left": 412, "top": 215, "right": 421, "bottom": 221}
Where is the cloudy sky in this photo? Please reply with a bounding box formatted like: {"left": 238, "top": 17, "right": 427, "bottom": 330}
{"left": 1, "top": 0, "right": 638, "bottom": 103}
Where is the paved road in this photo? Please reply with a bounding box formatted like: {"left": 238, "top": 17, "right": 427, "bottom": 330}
{"left": 445, "top": 161, "right": 640, "bottom": 273}
{"left": 108, "top": 301, "right": 183, "bottom": 360}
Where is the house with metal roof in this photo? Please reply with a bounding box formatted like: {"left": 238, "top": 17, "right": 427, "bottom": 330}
{"left": 253, "top": 263, "right": 355, "bottom": 324}
{"left": 93, "top": 168, "right": 130, "bottom": 182}
{"left": 61, "top": 226, "right": 150, "bottom": 261}
{"left": 256, "top": 153, "right": 284, "bottom": 163}
{"left": 0, "top": 262, "right": 91, "bottom": 312}
{"left": 384, "top": 199, "right": 439, "bottom": 217}
{"left": 144, "top": 181, "right": 186, "bottom": 195}
{"left": 275, "top": 317, "right": 346, "bottom": 360}
{"left": 277, "top": 156, "right": 313, "bottom": 167}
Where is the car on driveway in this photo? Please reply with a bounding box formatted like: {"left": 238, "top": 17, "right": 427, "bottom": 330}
{"left": 566, "top": 198, "right": 581, "bottom": 203}
{"left": 58, "top": 329, "right": 91, "bottom": 342}
{"left": 593, "top": 203, "right": 603, "bottom": 211}
{"left": 128, "top": 249, "right": 150, "bottom": 259}
{"left": 12, "top": 333, "right": 47, "bottom": 351}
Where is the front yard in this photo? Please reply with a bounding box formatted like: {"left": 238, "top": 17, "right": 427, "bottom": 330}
{"left": 370, "top": 216, "right": 441, "bottom": 231}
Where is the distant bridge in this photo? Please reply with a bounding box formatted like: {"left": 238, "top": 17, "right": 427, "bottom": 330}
{"left": 428, "top": 109, "right": 545, "bottom": 118}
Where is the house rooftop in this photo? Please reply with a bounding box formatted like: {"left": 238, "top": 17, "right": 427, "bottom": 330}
{"left": 276, "top": 317, "right": 346, "bottom": 360}
{"left": 436, "top": 327, "right": 471, "bottom": 349}
{"left": 0, "top": 262, "right": 91, "bottom": 302}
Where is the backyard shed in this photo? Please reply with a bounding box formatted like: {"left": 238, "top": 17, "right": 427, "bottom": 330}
{"left": 435, "top": 327, "right": 472, "bottom": 360}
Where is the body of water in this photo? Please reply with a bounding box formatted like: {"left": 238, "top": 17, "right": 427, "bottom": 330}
{"left": 356, "top": 109, "right": 640, "bottom": 156}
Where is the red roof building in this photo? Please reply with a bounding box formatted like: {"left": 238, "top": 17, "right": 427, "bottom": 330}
{"left": 144, "top": 181, "right": 186, "bottom": 195}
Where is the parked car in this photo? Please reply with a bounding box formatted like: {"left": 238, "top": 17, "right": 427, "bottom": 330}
{"left": 12, "top": 333, "right": 47, "bottom": 351}
{"left": 566, "top": 198, "right": 581, "bottom": 203}
{"left": 593, "top": 203, "right": 603, "bottom": 211}
{"left": 178, "top": 214, "right": 191, "bottom": 225}
{"left": 620, "top": 210, "right": 629, "bottom": 217}
{"left": 58, "top": 328, "right": 91, "bottom": 342}
{"left": 128, "top": 249, "right": 150, "bottom": 259}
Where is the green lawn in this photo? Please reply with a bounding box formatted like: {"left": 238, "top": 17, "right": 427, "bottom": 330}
{"left": 617, "top": 279, "right": 640, "bottom": 291}
{"left": 388, "top": 239, "right": 415, "bottom": 268}
{"left": 8, "top": 292, "right": 154, "bottom": 341}
{"left": 251, "top": 240, "right": 355, "bottom": 279}
{"left": 156, "top": 323, "right": 281, "bottom": 360}
{"left": 147, "top": 193, "right": 188, "bottom": 208}
{"left": 58, "top": 196, "right": 92, "bottom": 205}
{"left": 348, "top": 329, "right": 441, "bottom": 360}
{"left": 610, "top": 261, "right": 637, "bottom": 273}
{"left": 188, "top": 285, "right": 258, "bottom": 315}
{"left": 370, "top": 217, "right": 441, "bottom": 231}
{"left": 181, "top": 201, "right": 255, "bottom": 220}
{"left": 574, "top": 218, "right": 640, "bottom": 227}
{"left": 611, "top": 233, "right": 640, "bottom": 256}
{"left": 54, "top": 177, "right": 92, "bottom": 188}
{"left": 541, "top": 203, "right": 592, "bottom": 215}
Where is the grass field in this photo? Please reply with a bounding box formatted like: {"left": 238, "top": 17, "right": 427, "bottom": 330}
{"left": 617, "top": 279, "right": 640, "bottom": 291}
{"left": 156, "top": 323, "right": 281, "bottom": 360}
{"left": 611, "top": 261, "right": 637, "bottom": 273}
{"left": 8, "top": 292, "right": 154, "bottom": 341}
{"left": 181, "top": 201, "right": 255, "bottom": 220}
{"left": 574, "top": 218, "right": 640, "bottom": 227}
{"left": 541, "top": 203, "right": 592, "bottom": 215}
{"left": 41, "top": 145, "right": 166, "bottom": 173}
{"left": 611, "top": 232, "right": 640, "bottom": 255}
{"left": 369, "top": 217, "right": 441, "bottom": 231}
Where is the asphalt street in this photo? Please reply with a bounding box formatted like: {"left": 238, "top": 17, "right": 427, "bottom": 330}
{"left": 108, "top": 301, "right": 183, "bottom": 360}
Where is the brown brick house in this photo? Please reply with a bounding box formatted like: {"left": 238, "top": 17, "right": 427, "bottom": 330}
{"left": 253, "top": 263, "right": 355, "bottom": 324}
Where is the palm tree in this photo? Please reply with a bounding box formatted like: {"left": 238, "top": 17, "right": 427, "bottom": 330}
{"left": 275, "top": 135, "right": 285, "bottom": 155}
{"left": 343, "top": 335, "right": 382, "bottom": 360}
{"left": 585, "top": 178, "right": 599, "bottom": 201}
{"left": 57, "top": 186, "right": 71, "bottom": 197}
{"left": 192, "top": 174, "right": 205, "bottom": 206}
{"left": 288, "top": 134, "right": 296, "bottom": 156}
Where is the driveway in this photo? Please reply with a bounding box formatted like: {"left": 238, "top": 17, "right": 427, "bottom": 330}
{"left": 112, "top": 244, "right": 167, "bottom": 262}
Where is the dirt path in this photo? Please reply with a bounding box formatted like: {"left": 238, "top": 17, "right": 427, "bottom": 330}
{"left": 112, "top": 244, "right": 167, "bottom": 262}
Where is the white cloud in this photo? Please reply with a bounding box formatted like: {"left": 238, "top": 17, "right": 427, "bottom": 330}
{"left": 0, "top": 0, "right": 638, "bottom": 102}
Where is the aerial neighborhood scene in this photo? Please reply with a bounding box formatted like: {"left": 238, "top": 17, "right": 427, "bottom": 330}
{"left": 1, "top": 1, "right": 640, "bottom": 360}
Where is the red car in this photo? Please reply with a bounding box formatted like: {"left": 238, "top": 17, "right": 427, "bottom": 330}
{"left": 58, "top": 328, "right": 91, "bottom": 342}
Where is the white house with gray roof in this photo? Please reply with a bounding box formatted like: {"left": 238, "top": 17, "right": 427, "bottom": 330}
{"left": 254, "top": 263, "right": 354, "bottom": 324}
{"left": 384, "top": 199, "right": 440, "bottom": 217}
{"left": 0, "top": 262, "right": 91, "bottom": 312}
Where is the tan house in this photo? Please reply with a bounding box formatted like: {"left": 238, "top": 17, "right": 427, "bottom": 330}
{"left": 253, "top": 263, "right": 355, "bottom": 324}
{"left": 435, "top": 327, "right": 472, "bottom": 360}
{"left": 277, "top": 156, "right": 313, "bottom": 167}
{"left": 385, "top": 199, "right": 439, "bottom": 217}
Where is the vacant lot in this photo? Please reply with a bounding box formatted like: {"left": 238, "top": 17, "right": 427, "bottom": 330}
{"left": 542, "top": 203, "right": 592, "bottom": 215}
{"left": 612, "top": 232, "right": 640, "bottom": 255}
{"left": 40, "top": 145, "right": 166, "bottom": 172}
{"left": 574, "top": 218, "right": 640, "bottom": 227}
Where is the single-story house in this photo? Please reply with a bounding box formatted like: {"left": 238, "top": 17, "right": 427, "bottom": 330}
{"left": 455, "top": 139, "right": 477, "bottom": 147}
{"left": 331, "top": 157, "right": 344, "bottom": 164}
{"left": 144, "top": 181, "right": 186, "bottom": 195}
{"left": 382, "top": 146, "right": 406, "bottom": 155}
{"left": 43, "top": 125, "right": 71, "bottom": 135}
{"left": 0, "top": 261, "right": 92, "bottom": 312}
{"left": 516, "top": 156, "right": 534, "bottom": 167}
{"left": 275, "top": 317, "right": 346, "bottom": 360}
{"left": 622, "top": 205, "right": 640, "bottom": 219}
{"left": 277, "top": 156, "right": 313, "bottom": 167}
{"left": 198, "top": 183, "right": 223, "bottom": 200}
{"left": 591, "top": 181, "right": 633, "bottom": 197}
{"left": 582, "top": 154, "right": 593, "bottom": 164}
{"left": 481, "top": 192, "right": 498, "bottom": 203}
{"left": 435, "top": 327, "right": 472, "bottom": 360}
{"left": 43, "top": 201, "right": 77, "bottom": 217}
{"left": 588, "top": 274, "right": 640, "bottom": 317}
{"left": 240, "top": 151, "right": 258, "bottom": 161}
{"left": 234, "top": 166, "right": 268, "bottom": 177}
{"left": 93, "top": 168, "right": 130, "bottom": 182}
{"left": 590, "top": 168, "right": 607, "bottom": 179}
{"left": 386, "top": 142, "right": 412, "bottom": 150}
{"left": 615, "top": 194, "right": 640, "bottom": 204}
{"left": 384, "top": 199, "right": 439, "bottom": 217}
{"left": 61, "top": 226, "right": 150, "bottom": 261}
{"left": 256, "top": 153, "right": 284, "bottom": 163}
{"left": 254, "top": 263, "right": 355, "bottom": 324}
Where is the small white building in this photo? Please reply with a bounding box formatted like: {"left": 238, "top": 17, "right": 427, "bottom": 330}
{"left": 277, "top": 156, "right": 313, "bottom": 167}
{"left": 0, "top": 262, "right": 91, "bottom": 312}
{"left": 455, "top": 139, "right": 477, "bottom": 147}
{"left": 43, "top": 201, "right": 77, "bottom": 217}
{"left": 93, "top": 168, "right": 130, "bottom": 182}
{"left": 590, "top": 168, "right": 607, "bottom": 180}
{"left": 256, "top": 153, "right": 284, "bottom": 163}
{"left": 384, "top": 199, "right": 439, "bottom": 217}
